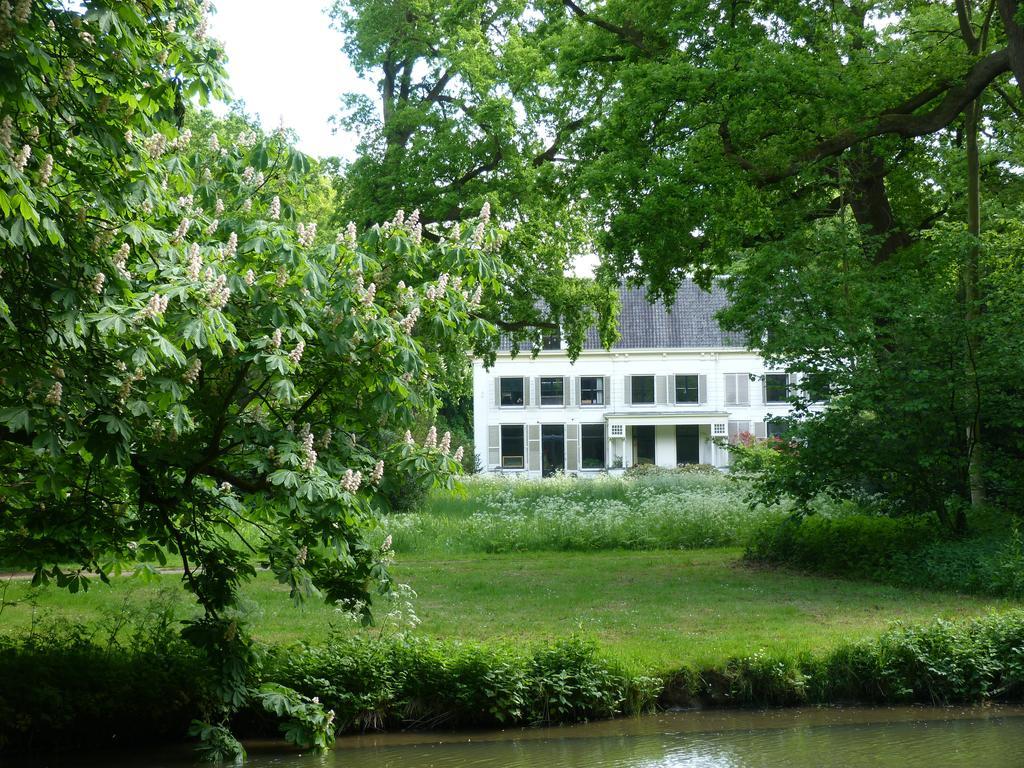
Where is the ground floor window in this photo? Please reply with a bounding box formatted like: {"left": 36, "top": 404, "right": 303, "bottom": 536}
{"left": 500, "top": 424, "right": 525, "bottom": 468}
{"left": 581, "top": 424, "right": 605, "bottom": 468}
{"left": 632, "top": 425, "right": 656, "bottom": 464}
{"left": 766, "top": 420, "right": 789, "bottom": 440}
{"left": 676, "top": 424, "right": 700, "bottom": 464}
{"left": 541, "top": 424, "right": 564, "bottom": 476}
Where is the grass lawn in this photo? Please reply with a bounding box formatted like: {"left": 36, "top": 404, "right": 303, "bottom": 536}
{"left": 2, "top": 548, "right": 1014, "bottom": 671}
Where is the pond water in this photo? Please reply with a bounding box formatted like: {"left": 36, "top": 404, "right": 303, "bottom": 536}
{"left": 26, "top": 706, "right": 1024, "bottom": 767}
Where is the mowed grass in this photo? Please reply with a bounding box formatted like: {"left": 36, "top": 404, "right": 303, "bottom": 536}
{"left": 2, "top": 548, "right": 1015, "bottom": 671}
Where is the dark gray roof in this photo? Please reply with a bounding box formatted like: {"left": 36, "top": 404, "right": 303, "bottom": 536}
{"left": 502, "top": 280, "right": 746, "bottom": 352}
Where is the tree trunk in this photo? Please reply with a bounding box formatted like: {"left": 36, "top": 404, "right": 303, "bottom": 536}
{"left": 996, "top": 0, "right": 1024, "bottom": 98}
{"left": 964, "top": 98, "right": 986, "bottom": 512}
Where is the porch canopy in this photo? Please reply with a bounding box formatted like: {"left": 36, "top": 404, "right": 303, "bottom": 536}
{"left": 604, "top": 411, "right": 730, "bottom": 428}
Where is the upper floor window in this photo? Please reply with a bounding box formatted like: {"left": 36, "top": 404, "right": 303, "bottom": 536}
{"left": 675, "top": 374, "right": 699, "bottom": 404}
{"left": 764, "top": 373, "right": 791, "bottom": 404}
{"left": 541, "top": 331, "right": 561, "bottom": 350}
{"left": 579, "top": 376, "right": 605, "bottom": 406}
{"left": 724, "top": 373, "right": 750, "bottom": 406}
{"left": 631, "top": 375, "right": 655, "bottom": 404}
{"left": 804, "top": 373, "right": 831, "bottom": 403}
{"left": 540, "top": 376, "right": 564, "bottom": 406}
{"left": 500, "top": 377, "right": 525, "bottom": 407}
{"left": 501, "top": 424, "right": 525, "bottom": 468}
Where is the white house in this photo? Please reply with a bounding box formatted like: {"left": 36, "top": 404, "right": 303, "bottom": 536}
{"left": 472, "top": 281, "right": 809, "bottom": 476}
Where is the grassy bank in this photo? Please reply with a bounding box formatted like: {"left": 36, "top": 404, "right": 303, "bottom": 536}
{"left": 1, "top": 549, "right": 1014, "bottom": 669}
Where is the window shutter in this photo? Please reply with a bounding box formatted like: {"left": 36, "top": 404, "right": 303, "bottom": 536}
{"left": 725, "top": 374, "right": 736, "bottom": 405}
{"left": 494, "top": 378, "right": 501, "bottom": 407}
{"left": 573, "top": 376, "right": 581, "bottom": 407}
{"left": 524, "top": 377, "right": 533, "bottom": 407}
{"left": 788, "top": 373, "right": 800, "bottom": 401}
{"left": 527, "top": 424, "right": 541, "bottom": 471}
{"left": 761, "top": 376, "right": 767, "bottom": 405}
{"left": 488, "top": 425, "right": 500, "bottom": 466}
{"left": 624, "top": 375, "right": 632, "bottom": 405}
{"left": 566, "top": 423, "right": 579, "bottom": 471}
{"left": 738, "top": 375, "right": 750, "bottom": 406}
{"left": 698, "top": 374, "right": 707, "bottom": 404}
{"left": 727, "top": 420, "right": 740, "bottom": 444}
{"left": 754, "top": 421, "right": 767, "bottom": 439}
{"left": 603, "top": 376, "right": 610, "bottom": 406}
{"left": 669, "top": 374, "right": 677, "bottom": 404}
{"left": 563, "top": 376, "right": 570, "bottom": 407}
{"left": 655, "top": 375, "right": 667, "bottom": 405}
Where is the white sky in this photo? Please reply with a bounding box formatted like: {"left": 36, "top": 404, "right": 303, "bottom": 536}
{"left": 208, "top": 0, "right": 371, "bottom": 160}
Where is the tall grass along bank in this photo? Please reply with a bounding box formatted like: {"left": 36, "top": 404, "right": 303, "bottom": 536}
{"left": 379, "top": 472, "right": 786, "bottom": 553}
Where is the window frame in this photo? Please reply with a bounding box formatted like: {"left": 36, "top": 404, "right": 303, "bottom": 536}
{"left": 630, "top": 375, "right": 656, "bottom": 405}
{"left": 580, "top": 423, "right": 606, "bottom": 469}
{"left": 539, "top": 376, "right": 565, "bottom": 406}
{"left": 579, "top": 376, "right": 605, "bottom": 406}
{"left": 675, "top": 374, "right": 700, "bottom": 404}
{"left": 499, "top": 377, "right": 526, "bottom": 408}
{"left": 764, "top": 373, "right": 790, "bottom": 404}
{"left": 500, "top": 424, "right": 526, "bottom": 469}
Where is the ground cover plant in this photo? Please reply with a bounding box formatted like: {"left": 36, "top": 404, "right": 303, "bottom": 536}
{"left": 375, "top": 472, "right": 789, "bottom": 554}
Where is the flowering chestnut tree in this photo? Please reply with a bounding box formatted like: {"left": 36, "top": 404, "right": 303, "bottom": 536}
{"left": 0, "top": 0, "right": 505, "bottom": 743}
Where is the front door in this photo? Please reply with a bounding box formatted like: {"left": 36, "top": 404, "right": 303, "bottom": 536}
{"left": 676, "top": 424, "right": 700, "bottom": 465}
{"left": 541, "top": 425, "right": 565, "bottom": 477}
{"left": 632, "top": 425, "right": 656, "bottom": 465}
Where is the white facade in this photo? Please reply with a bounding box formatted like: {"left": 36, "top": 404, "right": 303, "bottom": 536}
{"left": 473, "top": 346, "right": 804, "bottom": 477}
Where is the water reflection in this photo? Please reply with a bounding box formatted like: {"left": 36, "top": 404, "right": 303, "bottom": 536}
{"left": 21, "top": 706, "right": 1024, "bottom": 768}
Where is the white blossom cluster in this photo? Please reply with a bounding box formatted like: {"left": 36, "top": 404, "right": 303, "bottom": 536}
{"left": 113, "top": 242, "right": 131, "bottom": 279}
{"left": 271, "top": 328, "right": 282, "bottom": 349}
{"left": 38, "top": 153, "right": 53, "bottom": 185}
{"left": 183, "top": 357, "right": 202, "bottom": 385}
{"left": 144, "top": 132, "right": 168, "bottom": 158}
{"left": 170, "top": 128, "right": 192, "bottom": 150}
{"left": 215, "top": 197, "right": 225, "bottom": 215}
{"left": 9, "top": 0, "right": 32, "bottom": 25}
{"left": 244, "top": 269, "right": 255, "bottom": 286}
{"left": 439, "top": 431, "right": 451, "bottom": 455}
{"left": 404, "top": 430, "right": 415, "bottom": 445}
{"left": 44, "top": 381, "right": 62, "bottom": 406}
{"left": 275, "top": 266, "right": 287, "bottom": 287}
{"left": 362, "top": 282, "right": 376, "bottom": 306}
{"left": 296, "top": 221, "right": 317, "bottom": 247}
{"left": 399, "top": 306, "right": 420, "bottom": 333}
{"left": 241, "top": 166, "right": 255, "bottom": 183}
{"left": 224, "top": 231, "right": 238, "bottom": 259}
{"left": 424, "top": 425, "right": 437, "bottom": 448}
{"left": 91, "top": 272, "right": 106, "bottom": 294}
{"left": 269, "top": 195, "right": 280, "bottom": 220}
{"left": 174, "top": 217, "right": 191, "bottom": 242}
{"left": 139, "top": 292, "right": 170, "bottom": 320}
{"left": 341, "top": 469, "right": 362, "bottom": 493}
{"left": 380, "top": 534, "right": 392, "bottom": 552}
{"left": 206, "top": 273, "right": 230, "bottom": 309}
{"left": 0, "top": 116, "right": 13, "bottom": 150}
{"left": 453, "top": 445, "right": 465, "bottom": 463}
{"left": 288, "top": 338, "right": 305, "bottom": 364}
{"left": 300, "top": 430, "right": 317, "bottom": 472}
{"left": 186, "top": 242, "right": 202, "bottom": 280}
{"left": 13, "top": 143, "right": 30, "bottom": 172}
{"left": 371, "top": 459, "right": 384, "bottom": 484}
{"left": 237, "top": 130, "right": 257, "bottom": 149}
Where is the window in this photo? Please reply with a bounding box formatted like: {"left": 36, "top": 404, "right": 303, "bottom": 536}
{"left": 541, "top": 332, "right": 561, "bottom": 350}
{"left": 712, "top": 423, "right": 727, "bottom": 437}
{"left": 540, "top": 376, "right": 564, "bottom": 406}
{"left": 581, "top": 424, "right": 605, "bottom": 468}
{"left": 633, "top": 425, "right": 656, "bottom": 464}
{"left": 724, "top": 373, "right": 749, "bottom": 406}
{"left": 631, "top": 375, "right": 655, "bottom": 404}
{"left": 675, "top": 374, "right": 699, "bottom": 404}
{"left": 804, "top": 373, "right": 831, "bottom": 403}
{"left": 500, "top": 425, "right": 525, "bottom": 468}
{"left": 500, "top": 377, "right": 525, "bottom": 407}
{"left": 610, "top": 424, "right": 624, "bottom": 437}
{"left": 580, "top": 377, "right": 605, "bottom": 406}
{"left": 765, "top": 373, "right": 790, "bottom": 404}
{"left": 766, "top": 420, "right": 789, "bottom": 440}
